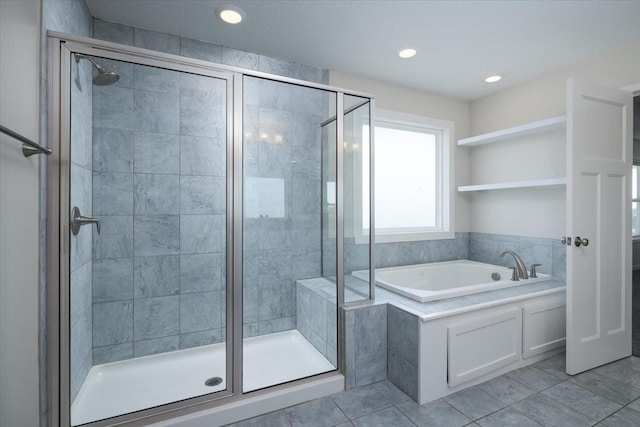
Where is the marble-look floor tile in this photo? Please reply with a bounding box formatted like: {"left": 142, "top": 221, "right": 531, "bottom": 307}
{"left": 443, "top": 385, "right": 508, "bottom": 420}
{"left": 511, "top": 393, "right": 593, "bottom": 426}
{"left": 506, "top": 366, "right": 564, "bottom": 392}
{"left": 283, "top": 396, "right": 348, "bottom": 427}
{"left": 230, "top": 409, "right": 292, "bottom": 426}
{"left": 476, "top": 407, "right": 542, "bottom": 426}
{"left": 542, "top": 381, "right": 622, "bottom": 422}
{"left": 594, "top": 357, "right": 640, "bottom": 389}
{"left": 351, "top": 407, "right": 414, "bottom": 427}
{"left": 332, "top": 385, "right": 392, "bottom": 420}
{"left": 628, "top": 396, "right": 640, "bottom": 412}
{"left": 396, "top": 399, "right": 471, "bottom": 426}
{"left": 600, "top": 407, "right": 640, "bottom": 427}
{"left": 532, "top": 353, "right": 570, "bottom": 380}
{"left": 569, "top": 370, "right": 640, "bottom": 405}
{"left": 478, "top": 375, "right": 536, "bottom": 404}
{"left": 371, "top": 380, "right": 411, "bottom": 405}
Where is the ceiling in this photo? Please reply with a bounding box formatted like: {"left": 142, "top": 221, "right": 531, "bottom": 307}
{"left": 85, "top": 0, "right": 640, "bottom": 101}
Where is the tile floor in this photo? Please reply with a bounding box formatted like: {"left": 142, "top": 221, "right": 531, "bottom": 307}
{"left": 227, "top": 354, "right": 640, "bottom": 426}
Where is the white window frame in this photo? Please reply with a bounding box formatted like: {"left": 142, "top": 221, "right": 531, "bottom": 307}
{"left": 357, "top": 109, "right": 455, "bottom": 243}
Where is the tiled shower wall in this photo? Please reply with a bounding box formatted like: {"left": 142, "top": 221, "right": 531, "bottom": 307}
{"left": 90, "top": 20, "right": 326, "bottom": 361}
{"left": 242, "top": 77, "right": 326, "bottom": 337}
{"left": 89, "top": 60, "right": 228, "bottom": 363}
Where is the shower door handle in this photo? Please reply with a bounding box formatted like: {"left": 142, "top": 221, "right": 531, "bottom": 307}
{"left": 71, "top": 206, "right": 101, "bottom": 235}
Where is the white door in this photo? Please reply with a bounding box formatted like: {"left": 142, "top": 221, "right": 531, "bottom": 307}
{"left": 566, "top": 78, "right": 633, "bottom": 375}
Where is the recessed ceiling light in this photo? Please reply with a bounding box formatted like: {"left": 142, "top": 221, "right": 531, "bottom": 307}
{"left": 485, "top": 75, "right": 502, "bottom": 83}
{"left": 397, "top": 48, "right": 417, "bottom": 59}
{"left": 218, "top": 5, "right": 245, "bottom": 24}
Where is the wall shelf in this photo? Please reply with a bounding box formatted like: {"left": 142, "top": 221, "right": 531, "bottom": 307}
{"left": 458, "top": 178, "right": 566, "bottom": 192}
{"left": 458, "top": 115, "right": 566, "bottom": 147}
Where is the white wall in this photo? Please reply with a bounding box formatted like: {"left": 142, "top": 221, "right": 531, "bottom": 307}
{"left": 328, "top": 71, "right": 471, "bottom": 232}
{"left": 467, "top": 39, "right": 640, "bottom": 238}
{"left": 0, "top": 1, "right": 42, "bottom": 426}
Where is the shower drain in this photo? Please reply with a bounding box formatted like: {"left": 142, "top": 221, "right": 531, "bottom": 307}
{"left": 205, "top": 377, "right": 223, "bottom": 387}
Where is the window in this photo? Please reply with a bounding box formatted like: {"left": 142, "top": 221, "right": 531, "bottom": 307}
{"left": 361, "top": 111, "right": 454, "bottom": 242}
{"left": 633, "top": 164, "right": 640, "bottom": 237}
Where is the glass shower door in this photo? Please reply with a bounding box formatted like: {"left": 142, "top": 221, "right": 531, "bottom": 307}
{"left": 241, "top": 76, "right": 338, "bottom": 391}
{"left": 67, "top": 53, "right": 231, "bottom": 425}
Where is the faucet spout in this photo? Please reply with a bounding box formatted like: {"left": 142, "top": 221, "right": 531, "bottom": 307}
{"left": 499, "top": 250, "right": 529, "bottom": 279}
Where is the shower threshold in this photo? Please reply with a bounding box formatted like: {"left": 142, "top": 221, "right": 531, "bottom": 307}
{"left": 71, "top": 330, "right": 334, "bottom": 425}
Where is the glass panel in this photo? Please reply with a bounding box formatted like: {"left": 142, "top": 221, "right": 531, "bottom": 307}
{"left": 343, "top": 95, "right": 371, "bottom": 301}
{"left": 242, "top": 76, "right": 337, "bottom": 392}
{"left": 68, "top": 55, "right": 228, "bottom": 425}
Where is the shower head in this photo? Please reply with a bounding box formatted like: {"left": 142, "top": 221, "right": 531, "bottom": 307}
{"left": 74, "top": 53, "right": 120, "bottom": 86}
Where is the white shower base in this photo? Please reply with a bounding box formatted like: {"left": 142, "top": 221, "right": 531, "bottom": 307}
{"left": 71, "top": 330, "right": 335, "bottom": 426}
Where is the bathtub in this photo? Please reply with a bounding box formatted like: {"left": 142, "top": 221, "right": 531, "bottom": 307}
{"left": 353, "top": 260, "right": 551, "bottom": 303}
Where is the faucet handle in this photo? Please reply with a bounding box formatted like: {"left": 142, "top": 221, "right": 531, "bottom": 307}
{"left": 530, "top": 264, "right": 542, "bottom": 278}
{"left": 510, "top": 267, "right": 519, "bottom": 281}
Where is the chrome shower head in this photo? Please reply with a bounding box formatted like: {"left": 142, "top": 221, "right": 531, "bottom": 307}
{"left": 74, "top": 53, "right": 120, "bottom": 86}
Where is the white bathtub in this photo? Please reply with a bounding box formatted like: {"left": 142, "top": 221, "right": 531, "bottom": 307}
{"left": 353, "top": 260, "right": 551, "bottom": 303}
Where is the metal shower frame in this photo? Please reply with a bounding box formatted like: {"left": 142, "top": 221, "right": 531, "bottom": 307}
{"left": 46, "top": 31, "right": 375, "bottom": 427}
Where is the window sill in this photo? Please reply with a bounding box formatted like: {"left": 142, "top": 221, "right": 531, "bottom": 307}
{"left": 355, "top": 231, "right": 455, "bottom": 244}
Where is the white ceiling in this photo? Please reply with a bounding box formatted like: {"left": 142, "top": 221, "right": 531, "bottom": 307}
{"left": 85, "top": 0, "right": 640, "bottom": 100}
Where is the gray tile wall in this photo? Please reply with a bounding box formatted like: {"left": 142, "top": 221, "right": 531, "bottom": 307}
{"left": 242, "top": 76, "right": 326, "bottom": 337}
{"left": 343, "top": 304, "right": 387, "bottom": 390}
{"left": 469, "top": 232, "right": 566, "bottom": 280}
{"left": 91, "top": 20, "right": 326, "bottom": 360}
{"left": 89, "top": 56, "right": 227, "bottom": 364}
{"left": 296, "top": 279, "right": 338, "bottom": 367}
{"left": 43, "top": 0, "right": 95, "bottom": 403}
{"left": 343, "top": 233, "right": 470, "bottom": 276}
{"left": 387, "top": 305, "right": 419, "bottom": 400}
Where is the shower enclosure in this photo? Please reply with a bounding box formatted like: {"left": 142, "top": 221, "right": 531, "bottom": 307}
{"left": 47, "top": 34, "right": 373, "bottom": 426}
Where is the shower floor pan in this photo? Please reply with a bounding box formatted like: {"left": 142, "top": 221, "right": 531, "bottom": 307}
{"left": 71, "top": 330, "right": 334, "bottom": 425}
